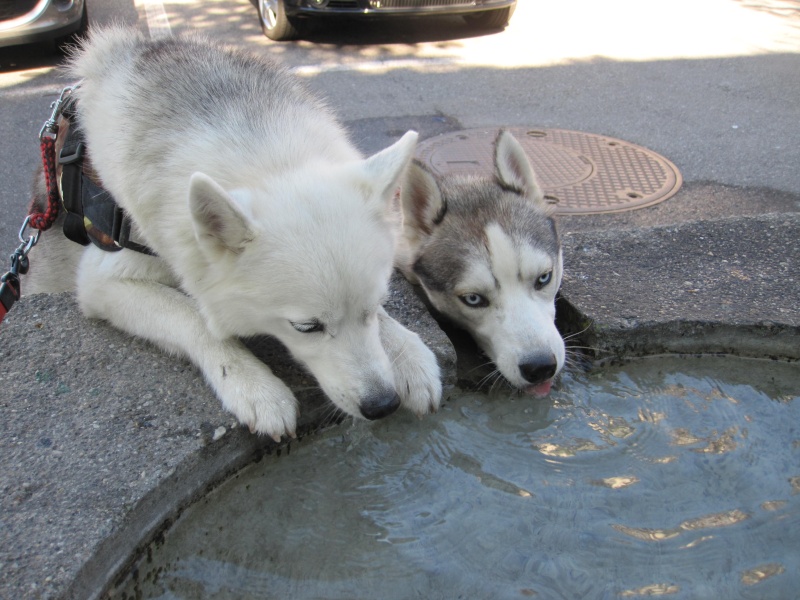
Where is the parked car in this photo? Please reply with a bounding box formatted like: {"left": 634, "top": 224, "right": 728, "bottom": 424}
{"left": 257, "top": 0, "right": 517, "bottom": 41}
{"left": 0, "top": 0, "right": 88, "bottom": 50}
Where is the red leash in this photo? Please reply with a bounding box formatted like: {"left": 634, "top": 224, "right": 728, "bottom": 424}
{"left": 28, "top": 136, "right": 61, "bottom": 231}
{"left": 29, "top": 85, "right": 78, "bottom": 232}
{"left": 1, "top": 85, "right": 77, "bottom": 324}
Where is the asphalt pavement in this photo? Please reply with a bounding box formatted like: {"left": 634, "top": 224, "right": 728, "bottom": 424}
{"left": 1, "top": 0, "right": 799, "bottom": 250}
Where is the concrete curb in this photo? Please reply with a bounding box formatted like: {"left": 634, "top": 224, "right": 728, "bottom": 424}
{"left": 1, "top": 214, "right": 797, "bottom": 600}
{"left": 0, "top": 274, "right": 456, "bottom": 600}
{"left": 560, "top": 213, "right": 800, "bottom": 361}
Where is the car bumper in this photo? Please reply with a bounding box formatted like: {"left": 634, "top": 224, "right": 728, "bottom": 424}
{"left": 284, "top": 0, "right": 516, "bottom": 19}
{"left": 0, "top": 0, "right": 85, "bottom": 47}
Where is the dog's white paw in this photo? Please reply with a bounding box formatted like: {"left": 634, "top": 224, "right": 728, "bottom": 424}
{"left": 380, "top": 312, "right": 442, "bottom": 415}
{"left": 395, "top": 340, "right": 442, "bottom": 416}
{"left": 213, "top": 357, "right": 299, "bottom": 442}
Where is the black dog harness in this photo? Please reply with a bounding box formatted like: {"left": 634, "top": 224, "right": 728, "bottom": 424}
{"left": 1, "top": 86, "right": 156, "bottom": 324}
{"left": 56, "top": 94, "right": 154, "bottom": 255}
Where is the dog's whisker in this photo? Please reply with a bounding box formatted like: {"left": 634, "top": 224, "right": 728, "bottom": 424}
{"left": 565, "top": 344, "right": 601, "bottom": 353}
{"left": 316, "top": 400, "right": 346, "bottom": 430}
{"left": 474, "top": 367, "right": 504, "bottom": 394}
{"left": 475, "top": 368, "right": 499, "bottom": 391}
{"left": 488, "top": 371, "right": 508, "bottom": 396}
{"left": 564, "top": 344, "right": 600, "bottom": 352}
{"left": 475, "top": 374, "right": 491, "bottom": 389}
{"left": 562, "top": 322, "right": 594, "bottom": 341}
{"left": 464, "top": 359, "right": 499, "bottom": 376}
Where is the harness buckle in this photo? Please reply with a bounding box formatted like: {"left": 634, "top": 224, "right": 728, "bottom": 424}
{"left": 58, "top": 141, "right": 85, "bottom": 165}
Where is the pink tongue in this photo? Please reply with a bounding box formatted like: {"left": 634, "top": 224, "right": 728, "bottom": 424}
{"left": 524, "top": 380, "right": 552, "bottom": 397}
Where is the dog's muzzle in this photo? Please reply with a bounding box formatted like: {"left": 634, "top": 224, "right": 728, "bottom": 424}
{"left": 359, "top": 390, "right": 401, "bottom": 420}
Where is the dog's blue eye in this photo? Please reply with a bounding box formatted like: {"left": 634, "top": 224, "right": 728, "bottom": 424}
{"left": 535, "top": 271, "right": 553, "bottom": 290}
{"left": 459, "top": 293, "right": 489, "bottom": 308}
{"left": 291, "top": 320, "right": 324, "bottom": 333}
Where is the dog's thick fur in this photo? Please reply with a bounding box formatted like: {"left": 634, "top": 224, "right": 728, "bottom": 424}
{"left": 397, "top": 130, "right": 565, "bottom": 395}
{"left": 27, "top": 27, "right": 442, "bottom": 440}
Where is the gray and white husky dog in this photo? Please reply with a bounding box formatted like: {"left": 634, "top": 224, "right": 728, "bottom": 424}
{"left": 396, "top": 130, "right": 565, "bottom": 396}
{"left": 26, "top": 27, "right": 442, "bottom": 440}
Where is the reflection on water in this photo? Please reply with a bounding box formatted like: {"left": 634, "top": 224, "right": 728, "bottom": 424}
{"left": 611, "top": 508, "right": 751, "bottom": 544}
{"left": 111, "top": 357, "right": 800, "bottom": 600}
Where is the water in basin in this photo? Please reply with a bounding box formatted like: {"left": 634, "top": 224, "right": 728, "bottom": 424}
{"left": 112, "top": 356, "right": 800, "bottom": 599}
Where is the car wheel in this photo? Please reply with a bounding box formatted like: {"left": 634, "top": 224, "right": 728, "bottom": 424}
{"left": 258, "top": 0, "right": 300, "bottom": 41}
{"left": 463, "top": 7, "right": 512, "bottom": 30}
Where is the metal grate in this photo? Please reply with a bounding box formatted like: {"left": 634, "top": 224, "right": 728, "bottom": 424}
{"left": 416, "top": 127, "right": 683, "bottom": 215}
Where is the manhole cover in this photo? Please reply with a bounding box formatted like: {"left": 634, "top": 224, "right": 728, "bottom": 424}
{"left": 416, "top": 127, "right": 683, "bottom": 215}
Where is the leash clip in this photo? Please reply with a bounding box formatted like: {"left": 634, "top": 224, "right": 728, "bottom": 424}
{"left": 18, "top": 215, "right": 40, "bottom": 257}
{"left": 39, "top": 84, "right": 79, "bottom": 141}
{"left": 0, "top": 216, "right": 40, "bottom": 323}
{"left": 9, "top": 215, "right": 40, "bottom": 278}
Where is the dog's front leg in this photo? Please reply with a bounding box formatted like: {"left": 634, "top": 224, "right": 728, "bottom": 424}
{"left": 76, "top": 253, "right": 298, "bottom": 441}
{"left": 378, "top": 306, "right": 442, "bottom": 415}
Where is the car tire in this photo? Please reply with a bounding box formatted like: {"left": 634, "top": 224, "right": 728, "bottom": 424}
{"left": 463, "top": 7, "right": 512, "bottom": 30}
{"left": 258, "top": 0, "right": 300, "bottom": 41}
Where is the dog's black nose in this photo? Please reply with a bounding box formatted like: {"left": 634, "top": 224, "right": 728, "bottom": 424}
{"left": 359, "top": 391, "right": 401, "bottom": 420}
{"left": 519, "top": 357, "right": 557, "bottom": 385}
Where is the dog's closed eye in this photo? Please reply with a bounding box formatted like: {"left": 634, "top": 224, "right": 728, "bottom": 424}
{"left": 290, "top": 319, "right": 325, "bottom": 334}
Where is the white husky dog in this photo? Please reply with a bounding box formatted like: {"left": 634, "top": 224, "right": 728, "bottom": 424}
{"left": 27, "top": 27, "right": 442, "bottom": 440}
{"left": 397, "top": 130, "right": 565, "bottom": 396}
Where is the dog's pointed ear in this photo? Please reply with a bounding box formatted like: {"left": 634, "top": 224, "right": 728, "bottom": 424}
{"left": 400, "top": 160, "right": 445, "bottom": 236}
{"left": 494, "top": 130, "right": 547, "bottom": 206}
{"left": 362, "top": 130, "right": 419, "bottom": 204}
{"left": 189, "top": 172, "right": 256, "bottom": 257}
